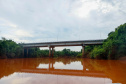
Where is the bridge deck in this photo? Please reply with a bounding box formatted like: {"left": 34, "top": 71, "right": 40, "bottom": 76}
{"left": 21, "top": 39, "right": 105, "bottom": 48}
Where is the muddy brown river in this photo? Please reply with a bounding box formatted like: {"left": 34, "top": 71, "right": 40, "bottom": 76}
{"left": 0, "top": 57, "right": 126, "bottom": 84}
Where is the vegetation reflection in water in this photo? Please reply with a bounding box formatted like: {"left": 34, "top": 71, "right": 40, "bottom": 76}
{"left": 0, "top": 57, "right": 126, "bottom": 84}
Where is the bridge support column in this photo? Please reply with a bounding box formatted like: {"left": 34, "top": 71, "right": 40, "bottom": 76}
{"left": 82, "top": 46, "right": 85, "bottom": 57}
{"left": 49, "top": 47, "right": 51, "bottom": 57}
{"left": 27, "top": 48, "right": 28, "bottom": 57}
{"left": 49, "top": 46, "right": 55, "bottom": 57}
{"left": 52, "top": 47, "right": 55, "bottom": 57}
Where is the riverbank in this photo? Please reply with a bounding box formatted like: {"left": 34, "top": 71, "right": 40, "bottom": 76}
{"left": 119, "top": 56, "right": 126, "bottom": 60}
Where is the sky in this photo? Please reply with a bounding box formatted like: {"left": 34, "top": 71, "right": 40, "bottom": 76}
{"left": 0, "top": 0, "right": 126, "bottom": 51}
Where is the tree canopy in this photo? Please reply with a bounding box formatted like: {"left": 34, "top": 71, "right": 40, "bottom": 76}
{"left": 88, "top": 23, "right": 126, "bottom": 59}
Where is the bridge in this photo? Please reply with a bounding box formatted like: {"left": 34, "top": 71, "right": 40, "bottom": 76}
{"left": 21, "top": 39, "right": 105, "bottom": 57}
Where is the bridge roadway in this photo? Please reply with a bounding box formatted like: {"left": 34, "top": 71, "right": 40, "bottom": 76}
{"left": 21, "top": 39, "right": 105, "bottom": 57}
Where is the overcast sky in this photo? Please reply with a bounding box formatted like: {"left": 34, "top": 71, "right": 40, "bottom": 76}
{"left": 0, "top": 0, "right": 126, "bottom": 51}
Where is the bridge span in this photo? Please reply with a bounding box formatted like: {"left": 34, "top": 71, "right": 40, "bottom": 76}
{"left": 21, "top": 39, "right": 105, "bottom": 57}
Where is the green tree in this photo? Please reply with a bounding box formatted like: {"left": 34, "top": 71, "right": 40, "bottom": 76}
{"left": 90, "top": 23, "right": 126, "bottom": 59}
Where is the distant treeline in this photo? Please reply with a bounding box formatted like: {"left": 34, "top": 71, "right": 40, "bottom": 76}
{"left": 24, "top": 48, "right": 82, "bottom": 58}
{"left": 0, "top": 23, "right": 126, "bottom": 59}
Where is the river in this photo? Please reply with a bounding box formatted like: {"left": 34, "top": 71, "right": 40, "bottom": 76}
{"left": 0, "top": 57, "right": 126, "bottom": 84}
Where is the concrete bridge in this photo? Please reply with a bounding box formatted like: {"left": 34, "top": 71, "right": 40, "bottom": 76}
{"left": 21, "top": 39, "right": 105, "bottom": 57}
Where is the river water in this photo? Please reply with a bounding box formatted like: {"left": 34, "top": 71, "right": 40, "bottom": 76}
{"left": 0, "top": 57, "right": 126, "bottom": 84}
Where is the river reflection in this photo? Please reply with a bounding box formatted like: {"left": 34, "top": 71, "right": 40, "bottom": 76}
{"left": 0, "top": 57, "right": 126, "bottom": 84}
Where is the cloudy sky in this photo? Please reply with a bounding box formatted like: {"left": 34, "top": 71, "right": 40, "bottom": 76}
{"left": 0, "top": 0, "right": 126, "bottom": 51}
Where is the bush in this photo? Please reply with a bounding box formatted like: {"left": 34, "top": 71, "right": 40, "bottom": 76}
{"left": 77, "top": 53, "right": 82, "bottom": 58}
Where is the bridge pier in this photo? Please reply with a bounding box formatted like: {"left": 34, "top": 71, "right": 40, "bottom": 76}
{"left": 49, "top": 47, "right": 51, "bottom": 57}
{"left": 27, "top": 48, "right": 28, "bottom": 57}
{"left": 49, "top": 46, "right": 55, "bottom": 57}
{"left": 82, "top": 45, "right": 85, "bottom": 57}
{"left": 23, "top": 48, "right": 29, "bottom": 58}
{"left": 52, "top": 47, "right": 55, "bottom": 57}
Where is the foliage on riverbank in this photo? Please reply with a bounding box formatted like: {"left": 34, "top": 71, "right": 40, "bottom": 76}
{"left": 0, "top": 38, "right": 23, "bottom": 58}
{"left": 54, "top": 48, "right": 81, "bottom": 57}
{"left": 88, "top": 23, "right": 126, "bottom": 59}
{"left": 0, "top": 38, "right": 81, "bottom": 58}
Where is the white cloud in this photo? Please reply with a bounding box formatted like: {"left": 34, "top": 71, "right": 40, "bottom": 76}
{"left": 71, "top": 0, "right": 99, "bottom": 18}
{"left": 15, "top": 30, "right": 33, "bottom": 37}
{"left": 54, "top": 61, "right": 83, "bottom": 70}
{"left": 0, "top": 18, "right": 17, "bottom": 28}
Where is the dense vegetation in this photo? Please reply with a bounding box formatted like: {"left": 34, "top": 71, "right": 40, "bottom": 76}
{"left": 0, "top": 38, "right": 81, "bottom": 58}
{"left": 87, "top": 23, "right": 126, "bottom": 59}
{"left": 0, "top": 37, "right": 23, "bottom": 58}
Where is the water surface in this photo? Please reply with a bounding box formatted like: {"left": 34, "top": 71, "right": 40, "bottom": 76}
{"left": 0, "top": 57, "right": 126, "bottom": 84}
